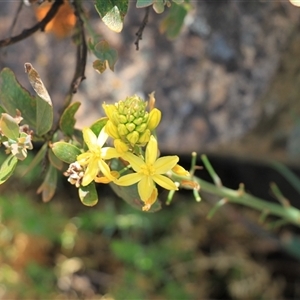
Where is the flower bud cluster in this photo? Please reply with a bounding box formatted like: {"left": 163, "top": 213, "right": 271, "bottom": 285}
{"left": 103, "top": 95, "right": 161, "bottom": 152}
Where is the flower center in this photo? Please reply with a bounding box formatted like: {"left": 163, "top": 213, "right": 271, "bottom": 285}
{"left": 140, "top": 163, "right": 155, "bottom": 176}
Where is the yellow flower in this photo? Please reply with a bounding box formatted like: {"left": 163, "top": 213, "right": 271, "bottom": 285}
{"left": 115, "top": 135, "right": 179, "bottom": 211}
{"left": 77, "top": 127, "right": 120, "bottom": 186}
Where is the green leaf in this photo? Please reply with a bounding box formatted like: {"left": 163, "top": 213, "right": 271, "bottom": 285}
{"left": 79, "top": 182, "right": 98, "bottom": 206}
{"left": 48, "top": 148, "right": 64, "bottom": 170}
{"left": 37, "top": 164, "right": 57, "bottom": 202}
{"left": 0, "top": 113, "right": 20, "bottom": 140}
{"left": 21, "top": 142, "right": 48, "bottom": 176}
{"left": 94, "top": 0, "right": 128, "bottom": 33}
{"left": 136, "top": 0, "right": 153, "bottom": 8}
{"left": 0, "top": 105, "right": 6, "bottom": 114}
{"left": 153, "top": 0, "right": 165, "bottom": 13}
{"left": 0, "top": 154, "right": 18, "bottom": 184}
{"left": 90, "top": 39, "right": 118, "bottom": 72}
{"left": 25, "top": 63, "right": 53, "bottom": 136}
{"left": 0, "top": 68, "right": 37, "bottom": 129}
{"left": 59, "top": 102, "right": 81, "bottom": 136}
{"left": 160, "top": 2, "right": 189, "bottom": 39}
{"left": 52, "top": 142, "right": 81, "bottom": 164}
{"left": 90, "top": 117, "right": 108, "bottom": 136}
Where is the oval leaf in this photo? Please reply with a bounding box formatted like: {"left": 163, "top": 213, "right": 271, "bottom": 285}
{"left": 0, "top": 68, "right": 37, "bottom": 129}
{"left": 136, "top": 0, "right": 153, "bottom": 8}
{"left": 160, "top": 2, "right": 189, "bottom": 39}
{"left": 90, "top": 117, "right": 108, "bottom": 136}
{"left": 59, "top": 102, "right": 81, "bottom": 137}
{"left": 79, "top": 182, "right": 98, "bottom": 206}
{"left": 25, "top": 63, "right": 53, "bottom": 136}
{"left": 0, "top": 154, "right": 18, "bottom": 185}
{"left": 94, "top": 0, "right": 128, "bottom": 33}
{"left": 37, "top": 164, "right": 57, "bottom": 202}
{"left": 52, "top": 142, "right": 81, "bottom": 164}
{"left": 48, "top": 147, "right": 64, "bottom": 170}
{"left": 0, "top": 113, "right": 20, "bottom": 140}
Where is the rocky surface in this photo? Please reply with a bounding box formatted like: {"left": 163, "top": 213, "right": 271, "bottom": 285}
{"left": 1, "top": 1, "right": 300, "bottom": 161}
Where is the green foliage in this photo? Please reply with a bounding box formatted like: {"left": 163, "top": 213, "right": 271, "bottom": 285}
{"left": 160, "top": 1, "right": 190, "bottom": 39}
{"left": 79, "top": 181, "right": 98, "bottom": 206}
{"left": 89, "top": 39, "right": 118, "bottom": 73}
{"left": 0, "top": 68, "right": 37, "bottom": 129}
{"left": 0, "top": 113, "right": 19, "bottom": 140}
{"left": 37, "top": 164, "right": 58, "bottom": 203}
{"left": 0, "top": 154, "right": 18, "bottom": 184}
{"left": 59, "top": 102, "right": 81, "bottom": 137}
{"left": 94, "top": 0, "right": 128, "bottom": 32}
{"left": 52, "top": 142, "right": 81, "bottom": 164}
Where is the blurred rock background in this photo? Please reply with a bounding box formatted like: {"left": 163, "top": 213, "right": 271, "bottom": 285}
{"left": 1, "top": 0, "right": 300, "bottom": 162}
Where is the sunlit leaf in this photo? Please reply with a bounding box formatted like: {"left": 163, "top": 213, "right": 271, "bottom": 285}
{"left": 0, "top": 68, "right": 37, "bottom": 129}
{"left": 37, "top": 164, "right": 57, "bottom": 202}
{"left": 136, "top": 0, "right": 153, "bottom": 8}
{"left": 0, "top": 154, "right": 18, "bottom": 185}
{"left": 59, "top": 102, "right": 81, "bottom": 137}
{"left": 90, "top": 39, "right": 118, "bottom": 72}
{"left": 52, "top": 142, "right": 81, "bottom": 164}
{"left": 79, "top": 182, "right": 98, "bottom": 206}
{"left": 160, "top": 2, "right": 189, "bottom": 39}
{"left": 94, "top": 0, "right": 128, "bottom": 33}
{"left": 0, "top": 113, "right": 19, "bottom": 140}
{"left": 25, "top": 63, "right": 53, "bottom": 136}
{"left": 153, "top": 0, "right": 165, "bottom": 13}
{"left": 90, "top": 117, "right": 108, "bottom": 136}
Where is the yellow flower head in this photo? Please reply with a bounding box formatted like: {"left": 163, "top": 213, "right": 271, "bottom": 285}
{"left": 115, "top": 135, "right": 179, "bottom": 211}
{"left": 102, "top": 95, "right": 161, "bottom": 149}
{"left": 77, "top": 127, "right": 120, "bottom": 186}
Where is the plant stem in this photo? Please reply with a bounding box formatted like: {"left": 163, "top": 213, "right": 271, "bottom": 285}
{"left": 194, "top": 177, "right": 300, "bottom": 228}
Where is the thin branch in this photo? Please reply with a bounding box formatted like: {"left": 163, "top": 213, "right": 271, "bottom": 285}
{"left": 54, "top": 0, "right": 87, "bottom": 131}
{"left": 0, "top": 0, "right": 64, "bottom": 48}
{"left": 69, "top": 1, "right": 87, "bottom": 95}
{"left": 135, "top": 6, "right": 150, "bottom": 51}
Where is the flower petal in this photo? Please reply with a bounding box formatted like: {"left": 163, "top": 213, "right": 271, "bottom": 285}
{"left": 138, "top": 176, "right": 154, "bottom": 201}
{"left": 152, "top": 174, "right": 178, "bottom": 190}
{"left": 82, "top": 157, "right": 99, "bottom": 186}
{"left": 77, "top": 152, "right": 91, "bottom": 166}
{"left": 97, "top": 127, "right": 109, "bottom": 147}
{"left": 101, "top": 147, "right": 120, "bottom": 160}
{"left": 116, "top": 173, "right": 142, "bottom": 186}
{"left": 153, "top": 156, "right": 179, "bottom": 174}
{"left": 98, "top": 159, "right": 115, "bottom": 181}
{"left": 145, "top": 135, "right": 157, "bottom": 165}
{"left": 122, "top": 152, "right": 144, "bottom": 172}
{"left": 82, "top": 128, "right": 97, "bottom": 151}
{"left": 142, "top": 187, "right": 158, "bottom": 211}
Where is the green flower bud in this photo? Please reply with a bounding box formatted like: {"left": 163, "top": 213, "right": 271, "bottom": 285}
{"left": 126, "top": 123, "right": 136, "bottom": 132}
{"left": 118, "top": 124, "right": 129, "bottom": 136}
{"left": 102, "top": 95, "right": 162, "bottom": 148}
{"left": 127, "top": 131, "right": 139, "bottom": 145}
